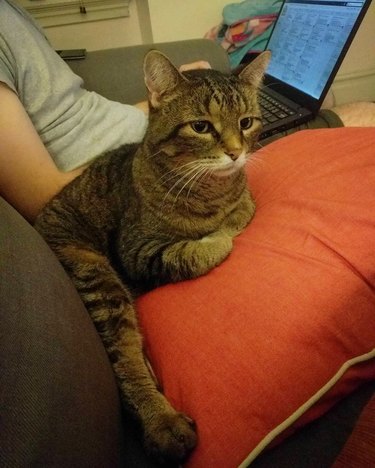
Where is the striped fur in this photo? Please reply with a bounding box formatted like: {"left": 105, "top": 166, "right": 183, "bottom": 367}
{"left": 35, "top": 50, "right": 270, "bottom": 463}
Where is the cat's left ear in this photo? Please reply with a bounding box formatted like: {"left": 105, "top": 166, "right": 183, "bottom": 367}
{"left": 239, "top": 51, "right": 271, "bottom": 89}
{"left": 143, "top": 50, "right": 185, "bottom": 109}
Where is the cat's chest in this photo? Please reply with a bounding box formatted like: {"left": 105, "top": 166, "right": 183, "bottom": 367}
{"left": 143, "top": 196, "right": 238, "bottom": 239}
{"left": 130, "top": 162, "right": 248, "bottom": 238}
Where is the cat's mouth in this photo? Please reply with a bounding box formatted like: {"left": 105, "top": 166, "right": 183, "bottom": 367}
{"left": 212, "top": 153, "right": 247, "bottom": 177}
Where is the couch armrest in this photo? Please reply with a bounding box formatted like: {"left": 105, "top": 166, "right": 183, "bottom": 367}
{"left": 67, "top": 39, "right": 230, "bottom": 104}
{"left": 0, "top": 197, "right": 127, "bottom": 466}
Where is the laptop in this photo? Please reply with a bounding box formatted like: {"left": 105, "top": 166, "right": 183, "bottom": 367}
{"left": 259, "top": 0, "right": 371, "bottom": 140}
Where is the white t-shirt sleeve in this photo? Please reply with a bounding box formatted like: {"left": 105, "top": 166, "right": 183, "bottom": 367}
{"left": 0, "top": 0, "right": 148, "bottom": 171}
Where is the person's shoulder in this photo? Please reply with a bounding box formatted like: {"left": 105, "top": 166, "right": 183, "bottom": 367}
{"left": 0, "top": 1, "right": 12, "bottom": 24}
{"left": 0, "top": 1, "right": 24, "bottom": 30}
{"left": 0, "top": 0, "right": 43, "bottom": 33}
{"left": 0, "top": 0, "right": 20, "bottom": 17}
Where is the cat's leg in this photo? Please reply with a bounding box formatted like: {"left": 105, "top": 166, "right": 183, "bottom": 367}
{"left": 55, "top": 244, "right": 197, "bottom": 463}
{"left": 160, "top": 231, "right": 233, "bottom": 282}
{"left": 223, "top": 191, "right": 255, "bottom": 237}
{"left": 159, "top": 194, "right": 254, "bottom": 282}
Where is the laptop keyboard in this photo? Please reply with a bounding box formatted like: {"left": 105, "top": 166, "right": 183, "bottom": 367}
{"left": 259, "top": 90, "right": 296, "bottom": 126}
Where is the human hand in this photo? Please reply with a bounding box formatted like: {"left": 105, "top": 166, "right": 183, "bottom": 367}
{"left": 134, "top": 100, "right": 149, "bottom": 114}
{"left": 179, "top": 60, "right": 211, "bottom": 72}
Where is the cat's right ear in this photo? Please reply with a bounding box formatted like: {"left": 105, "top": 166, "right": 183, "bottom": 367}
{"left": 239, "top": 51, "right": 271, "bottom": 89}
{"left": 143, "top": 50, "right": 185, "bottom": 109}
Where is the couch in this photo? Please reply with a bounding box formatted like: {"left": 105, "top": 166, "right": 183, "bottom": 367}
{"left": 1, "top": 39, "right": 374, "bottom": 468}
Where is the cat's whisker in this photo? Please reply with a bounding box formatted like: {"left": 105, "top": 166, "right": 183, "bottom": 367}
{"left": 260, "top": 82, "right": 280, "bottom": 92}
{"left": 185, "top": 166, "right": 211, "bottom": 208}
{"left": 182, "top": 165, "right": 211, "bottom": 208}
{"left": 254, "top": 141, "right": 265, "bottom": 150}
{"left": 248, "top": 154, "right": 268, "bottom": 171}
{"left": 157, "top": 160, "right": 206, "bottom": 185}
{"left": 254, "top": 141, "right": 272, "bottom": 155}
{"left": 256, "top": 143, "right": 273, "bottom": 157}
{"left": 157, "top": 167, "right": 188, "bottom": 186}
{"left": 145, "top": 149, "right": 163, "bottom": 160}
{"left": 167, "top": 161, "right": 206, "bottom": 180}
{"left": 172, "top": 164, "right": 208, "bottom": 206}
{"left": 161, "top": 163, "right": 205, "bottom": 208}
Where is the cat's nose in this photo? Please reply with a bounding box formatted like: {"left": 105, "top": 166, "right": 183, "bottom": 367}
{"left": 225, "top": 148, "right": 242, "bottom": 161}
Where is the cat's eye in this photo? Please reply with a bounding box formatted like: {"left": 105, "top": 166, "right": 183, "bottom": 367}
{"left": 240, "top": 117, "right": 253, "bottom": 130}
{"left": 191, "top": 121, "right": 211, "bottom": 134}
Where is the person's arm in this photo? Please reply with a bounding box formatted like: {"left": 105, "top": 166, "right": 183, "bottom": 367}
{"left": 0, "top": 61, "right": 210, "bottom": 222}
{"left": 0, "top": 82, "right": 86, "bottom": 222}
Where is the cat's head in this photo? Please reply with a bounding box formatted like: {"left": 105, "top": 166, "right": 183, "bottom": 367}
{"left": 142, "top": 50, "right": 270, "bottom": 178}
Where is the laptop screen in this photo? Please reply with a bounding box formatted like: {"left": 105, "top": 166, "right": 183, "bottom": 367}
{"left": 266, "top": 0, "right": 367, "bottom": 99}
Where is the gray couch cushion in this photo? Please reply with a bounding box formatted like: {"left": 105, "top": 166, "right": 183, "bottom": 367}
{"left": 68, "top": 39, "right": 230, "bottom": 104}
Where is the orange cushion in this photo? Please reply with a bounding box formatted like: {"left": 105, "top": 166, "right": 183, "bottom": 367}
{"left": 137, "top": 128, "right": 375, "bottom": 467}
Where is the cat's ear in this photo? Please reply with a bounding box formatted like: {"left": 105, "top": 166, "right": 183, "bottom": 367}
{"left": 239, "top": 51, "right": 271, "bottom": 89}
{"left": 143, "top": 50, "right": 185, "bottom": 109}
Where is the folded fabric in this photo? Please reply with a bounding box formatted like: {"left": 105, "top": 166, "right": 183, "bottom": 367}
{"left": 205, "top": 0, "right": 283, "bottom": 67}
{"left": 219, "top": 15, "right": 276, "bottom": 53}
{"left": 223, "top": 0, "right": 283, "bottom": 24}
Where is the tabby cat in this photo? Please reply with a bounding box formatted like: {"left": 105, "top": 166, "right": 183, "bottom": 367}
{"left": 35, "top": 50, "right": 270, "bottom": 463}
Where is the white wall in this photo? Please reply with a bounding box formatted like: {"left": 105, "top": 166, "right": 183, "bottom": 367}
{"left": 44, "top": 0, "right": 143, "bottom": 51}
{"left": 338, "top": 1, "right": 375, "bottom": 75}
{"left": 330, "top": 1, "right": 375, "bottom": 105}
{"left": 148, "top": 0, "right": 231, "bottom": 43}
{"left": 44, "top": 0, "right": 233, "bottom": 50}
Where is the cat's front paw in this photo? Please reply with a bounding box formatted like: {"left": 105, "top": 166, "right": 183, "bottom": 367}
{"left": 223, "top": 196, "right": 255, "bottom": 237}
{"left": 143, "top": 410, "right": 197, "bottom": 463}
{"left": 199, "top": 231, "right": 233, "bottom": 269}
